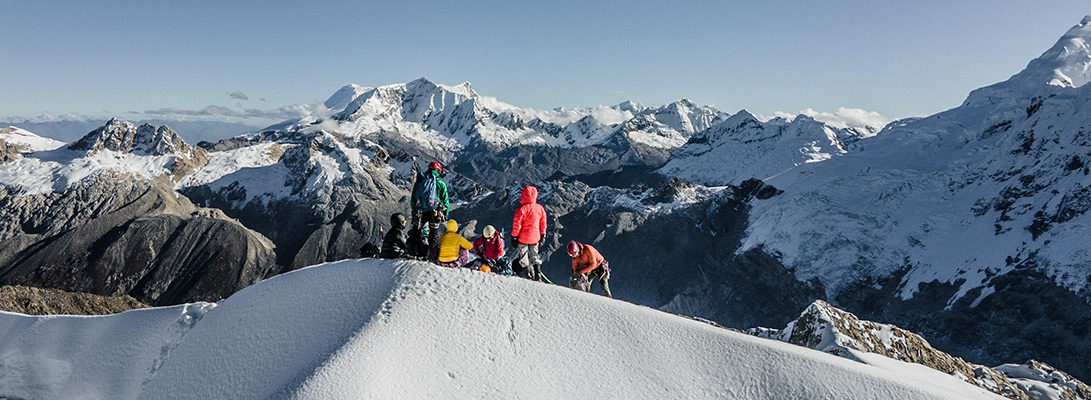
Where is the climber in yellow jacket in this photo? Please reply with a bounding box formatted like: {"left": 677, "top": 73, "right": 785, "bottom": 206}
{"left": 436, "top": 219, "right": 474, "bottom": 268}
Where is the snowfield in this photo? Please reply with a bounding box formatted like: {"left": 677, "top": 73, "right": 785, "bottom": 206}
{"left": 0, "top": 259, "right": 1004, "bottom": 399}
{"left": 0, "top": 126, "right": 65, "bottom": 152}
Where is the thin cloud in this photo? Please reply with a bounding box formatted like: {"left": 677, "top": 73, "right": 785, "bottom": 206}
{"left": 137, "top": 103, "right": 322, "bottom": 120}
{"left": 3, "top": 113, "right": 102, "bottom": 123}
{"left": 229, "top": 91, "right": 249, "bottom": 100}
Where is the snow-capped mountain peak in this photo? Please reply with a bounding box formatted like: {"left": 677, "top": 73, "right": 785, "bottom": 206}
{"left": 658, "top": 108, "right": 859, "bottom": 185}
{"left": 332, "top": 78, "right": 479, "bottom": 127}
{"left": 1038, "top": 15, "right": 1091, "bottom": 88}
{"left": 614, "top": 99, "right": 729, "bottom": 148}
{"left": 323, "top": 83, "right": 373, "bottom": 111}
{"left": 615, "top": 99, "right": 645, "bottom": 113}
{"left": 701, "top": 109, "right": 763, "bottom": 143}
{"left": 267, "top": 78, "right": 735, "bottom": 156}
{"left": 965, "top": 16, "right": 1091, "bottom": 106}
{"left": 0, "top": 119, "right": 210, "bottom": 195}
{"left": 68, "top": 118, "right": 198, "bottom": 157}
{"left": 726, "top": 109, "right": 761, "bottom": 125}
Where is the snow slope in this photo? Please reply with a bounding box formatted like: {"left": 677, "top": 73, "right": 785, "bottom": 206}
{"left": 660, "top": 16, "right": 1091, "bottom": 303}
{"left": 0, "top": 146, "right": 178, "bottom": 195}
{"left": 658, "top": 111, "right": 872, "bottom": 185}
{"left": 0, "top": 126, "right": 65, "bottom": 152}
{"left": 0, "top": 259, "right": 1005, "bottom": 399}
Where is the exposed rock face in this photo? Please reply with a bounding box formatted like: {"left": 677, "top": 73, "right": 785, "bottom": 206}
{"left": 750, "top": 300, "right": 1090, "bottom": 400}
{"left": 0, "top": 173, "right": 277, "bottom": 305}
{"left": 68, "top": 118, "right": 210, "bottom": 179}
{"left": 836, "top": 266, "right": 1091, "bottom": 386}
{"left": 451, "top": 175, "right": 821, "bottom": 329}
{"left": 996, "top": 360, "right": 1091, "bottom": 400}
{"left": 71, "top": 118, "right": 185, "bottom": 155}
{"left": 180, "top": 131, "right": 406, "bottom": 270}
{"left": 0, "top": 285, "right": 147, "bottom": 315}
{"left": 452, "top": 140, "right": 671, "bottom": 190}
{"left": 0, "top": 139, "right": 20, "bottom": 164}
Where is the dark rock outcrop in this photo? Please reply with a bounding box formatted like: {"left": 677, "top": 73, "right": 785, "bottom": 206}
{"left": 181, "top": 132, "right": 406, "bottom": 270}
{"left": 837, "top": 266, "right": 1091, "bottom": 388}
{"left": 750, "top": 300, "right": 1090, "bottom": 400}
{"left": 451, "top": 177, "right": 819, "bottom": 329}
{"left": 0, "top": 139, "right": 20, "bottom": 164}
{"left": 452, "top": 140, "right": 671, "bottom": 191}
{"left": 0, "top": 173, "right": 276, "bottom": 305}
{"left": 0, "top": 285, "right": 147, "bottom": 315}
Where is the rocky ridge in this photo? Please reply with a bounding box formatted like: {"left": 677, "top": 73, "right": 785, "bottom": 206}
{"left": 452, "top": 174, "right": 815, "bottom": 329}
{"left": 68, "top": 118, "right": 210, "bottom": 178}
{"left": 750, "top": 300, "right": 1090, "bottom": 400}
{"left": 0, "top": 285, "right": 147, "bottom": 315}
{"left": 0, "top": 172, "right": 277, "bottom": 305}
{"left": 0, "top": 139, "right": 20, "bottom": 164}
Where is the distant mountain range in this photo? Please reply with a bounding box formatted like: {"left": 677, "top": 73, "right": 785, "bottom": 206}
{"left": 0, "top": 118, "right": 261, "bottom": 143}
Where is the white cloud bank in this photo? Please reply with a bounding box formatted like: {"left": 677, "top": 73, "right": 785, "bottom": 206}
{"left": 767, "top": 107, "right": 891, "bottom": 130}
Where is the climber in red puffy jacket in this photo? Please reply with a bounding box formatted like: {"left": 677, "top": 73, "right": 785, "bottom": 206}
{"left": 511, "top": 185, "right": 547, "bottom": 281}
{"left": 471, "top": 225, "right": 505, "bottom": 264}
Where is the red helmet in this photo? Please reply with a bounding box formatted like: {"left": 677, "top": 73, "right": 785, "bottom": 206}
{"left": 428, "top": 161, "right": 443, "bottom": 174}
{"left": 567, "top": 242, "right": 581, "bottom": 257}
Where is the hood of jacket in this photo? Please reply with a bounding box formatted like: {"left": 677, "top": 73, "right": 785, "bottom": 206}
{"left": 446, "top": 219, "right": 459, "bottom": 233}
{"left": 520, "top": 186, "right": 538, "bottom": 205}
{"left": 390, "top": 213, "right": 407, "bottom": 230}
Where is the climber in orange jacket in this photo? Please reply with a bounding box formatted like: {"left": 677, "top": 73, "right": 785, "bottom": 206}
{"left": 567, "top": 241, "right": 612, "bottom": 298}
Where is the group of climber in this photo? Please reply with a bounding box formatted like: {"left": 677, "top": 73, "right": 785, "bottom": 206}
{"left": 369, "top": 161, "right": 612, "bottom": 298}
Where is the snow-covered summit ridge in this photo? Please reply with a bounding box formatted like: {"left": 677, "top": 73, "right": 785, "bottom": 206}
{"left": 323, "top": 84, "right": 372, "bottom": 111}
{"left": 966, "top": 16, "right": 1091, "bottom": 106}
{"left": 0, "top": 259, "right": 1008, "bottom": 399}
{"left": 1037, "top": 15, "right": 1091, "bottom": 89}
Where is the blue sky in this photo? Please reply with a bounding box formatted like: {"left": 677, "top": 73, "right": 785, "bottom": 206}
{"left": 2, "top": 1, "right": 1088, "bottom": 127}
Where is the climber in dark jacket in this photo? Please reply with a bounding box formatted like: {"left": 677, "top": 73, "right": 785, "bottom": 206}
{"left": 379, "top": 213, "right": 409, "bottom": 259}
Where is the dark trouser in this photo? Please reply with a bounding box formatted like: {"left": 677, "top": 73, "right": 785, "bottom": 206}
{"left": 516, "top": 243, "right": 541, "bottom": 281}
{"left": 416, "top": 210, "right": 444, "bottom": 261}
{"left": 570, "top": 263, "right": 611, "bottom": 298}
